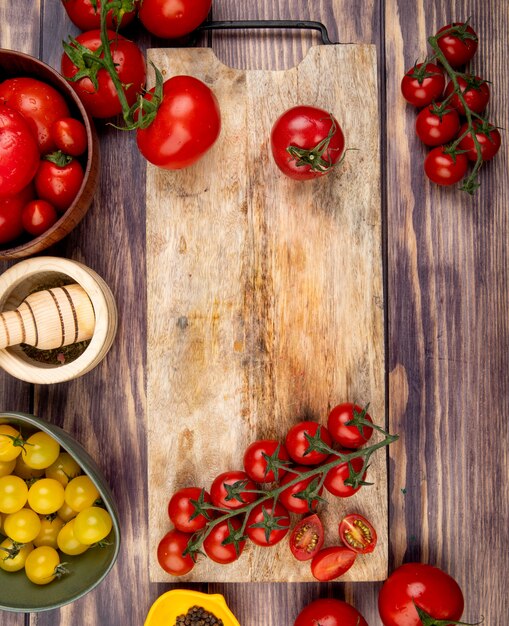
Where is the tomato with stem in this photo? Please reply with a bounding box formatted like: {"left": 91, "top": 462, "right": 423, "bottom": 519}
{"left": 61, "top": 0, "right": 138, "bottom": 30}
{"left": 324, "top": 453, "right": 367, "bottom": 497}
{"left": 310, "top": 545, "right": 357, "bottom": 581}
{"left": 246, "top": 501, "right": 290, "bottom": 547}
{"left": 203, "top": 516, "right": 246, "bottom": 564}
{"left": 415, "top": 103, "right": 460, "bottom": 147}
{"left": 210, "top": 471, "right": 258, "bottom": 511}
{"left": 458, "top": 121, "right": 501, "bottom": 162}
{"left": 279, "top": 466, "right": 323, "bottom": 514}
{"left": 400, "top": 63, "right": 445, "bottom": 107}
{"left": 157, "top": 528, "right": 195, "bottom": 576}
{"left": 443, "top": 75, "right": 490, "bottom": 115}
{"left": 424, "top": 148, "right": 469, "bottom": 186}
{"left": 24, "top": 545, "right": 66, "bottom": 585}
{"left": 436, "top": 22, "right": 478, "bottom": 68}
{"left": 35, "top": 152, "right": 84, "bottom": 212}
{"left": 285, "top": 421, "right": 332, "bottom": 466}
{"left": 289, "top": 513, "right": 324, "bottom": 561}
{"left": 0, "top": 425, "right": 25, "bottom": 462}
{"left": 168, "top": 487, "right": 212, "bottom": 533}
{"left": 327, "top": 402, "right": 373, "bottom": 449}
{"left": 243, "top": 439, "right": 290, "bottom": 483}
{"left": 0, "top": 539, "right": 34, "bottom": 572}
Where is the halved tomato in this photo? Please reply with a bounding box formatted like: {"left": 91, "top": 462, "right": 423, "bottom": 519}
{"left": 339, "top": 513, "right": 377, "bottom": 554}
{"left": 310, "top": 545, "right": 356, "bottom": 581}
{"left": 289, "top": 514, "right": 324, "bottom": 561}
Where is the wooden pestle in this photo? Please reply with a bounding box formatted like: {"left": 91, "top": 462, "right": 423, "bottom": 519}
{"left": 0, "top": 284, "right": 95, "bottom": 350}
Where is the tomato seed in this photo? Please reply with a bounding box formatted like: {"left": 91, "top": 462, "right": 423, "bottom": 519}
{"left": 354, "top": 518, "right": 372, "bottom": 540}
{"left": 344, "top": 531, "right": 365, "bottom": 550}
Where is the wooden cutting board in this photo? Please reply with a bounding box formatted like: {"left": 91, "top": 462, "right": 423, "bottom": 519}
{"left": 146, "top": 44, "right": 386, "bottom": 583}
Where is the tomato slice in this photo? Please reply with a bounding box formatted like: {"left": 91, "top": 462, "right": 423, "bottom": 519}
{"left": 339, "top": 513, "right": 377, "bottom": 554}
{"left": 289, "top": 514, "right": 324, "bottom": 561}
{"left": 310, "top": 546, "right": 356, "bottom": 581}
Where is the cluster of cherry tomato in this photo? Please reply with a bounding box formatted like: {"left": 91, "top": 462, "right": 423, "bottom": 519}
{"left": 0, "top": 423, "right": 112, "bottom": 585}
{"left": 401, "top": 21, "right": 500, "bottom": 191}
{"left": 157, "top": 403, "right": 387, "bottom": 581}
{"left": 0, "top": 77, "right": 88, "bottom": 246}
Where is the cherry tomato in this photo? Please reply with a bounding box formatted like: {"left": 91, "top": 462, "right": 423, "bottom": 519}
{"left": 270, "top": 106, "right": 345, "bottom": 180}
{"left": 327, "top": 403, "right": 373, "bottom": 449}
{"left": 57, "top": 500, "right": 79, "bottom": 522}
{"left": 203, "top": 516, "right": 246, "bottom": 564}
{"left": 51, "top": 117, "right": 88, "bottom": 157}
{"left": 289, "top": 513, "right": 324, "bottom": 561}
{"left": 444, "top": 75, "right": 490, "bottom": 115}
{"left": 136, "top": 75, "right": 221, "bottom": 170}
{"left": 424, "top": 148, "right": 468, "bottom": 186}
{"left": 246, "top": 501, "right": 290, "bottom": 547}
{"left": 294, "top": 598, "right": 368, "bottom": 626}
{"left": 33, "top": 515, "right": 65, "bottom": 548}
{"left": 0, "top": 78, "right": 70, "bottom": 154}
{"left": 35, "top": 155, "right": 84, "bottom": 212}
{"left": 3, "top": 508, "right": 41, "bottom": 543}
{"left": 57, "top": 518, "right": 89, "bottom": 555}
{"left": 61, "top": 29, "right": 146, "bottom": 119}
{"left": 24, "top": 545, "right": 62, "bottom": 585}
{"left": 400, "top": 63, "right": 445, "bottom": 107}
{"left": 243, "top": 439, "right": 290, "bottom": 483}
{"left": 45, "top": 452, "right": 81, "bottom": 486}
{"left": 415, "top": 103, "right": 460, "bottom": 147}
{"left": 338, "top": 513, "right": 377, "bottom": 554}
{"left": 27, "top": 478, "right": 65, "bottom": 515}
{"left": 22, "top": 431, "right": 60, "bottom": 470}
{"left": 210, "top": 471, "right": 257, "bottom": 511}
{"left": 0, "top": 184, "right": 35, "bottom": 245}
{"left": 157, "top": 528, "right": 195, "bottom": 576}
{"left": 0, "top": 475, "right": 28, "bottom": 514}
{"left": 168, "top": 487, "right": 212, "bottom": 533}
{"left": 0, "top": 458, "right": 16, "bottom": 478}
{"left": 14, "top": 453, "right": 45, "bottom": 480}
{"left": 378, "top": 562, "right": 465, "bottom": 626}
{"left": 436, "top": 22, "right": 478, "bottom": 68}
{"left": 0, "top": 105, "right": 40, "bottom": 198}
{"left": 61, "top": 0, "right": 138, "bottom": 30}
{"left": 64, "top": 475, "right": 99, "bottom": 512}
{"left": 0, "top": 425, "right": 25, "bottom": 462}
{"left": 21, "top": 200, "right": 58, "bottom": 236}
{"left": 458, "top": 121, "right": 501, "bottom": 162}
{"left": 285, "top": 421, "right": 332, "bottom": 465}
{"left": 73, "top": 506, "right": 112, "bottom": 544}
{"left": 0, "top": 538, "right": 34, "bottom": 572}
{"left": 139, "top": 0, "right": 212, "bottom": 39}
{"left": 279, "top": 466, "right": 323, "bottom": 514}
{"left": 324, "top": 453, "right": 366, "bottom": 497}
{"left": 310, "top": 545, "right": 357, "bottom": 581}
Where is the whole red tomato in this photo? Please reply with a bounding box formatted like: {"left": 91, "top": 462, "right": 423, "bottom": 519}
{"left": 294, "top": 599, "right": 368, "bottom": 626}
{"left": 136, "top": 75, "right": 221, "bottom": 170}
{"left": 157, "top": 529, "right": 194, "bottom": 576}
{"left": 0, "top": 105, "right": 40, "bottom": 198}
{"left": 0, "top": 77, "right": 70, "bottom": 154}
{"left": 415, "top": 103, "right": 460, "bottom": 147}
{"left": 443, "top": 75, "right": 490, "bottom": 115}
{"left": 0, "top": 184, "right": 34, "bottom": 244}
{"left": 168, "top": 487, "right": 212, "bottom": 533}
{"left": 458, "top": 121, "right": 501, "bottom": 162}
{"left": 21, "top": 200, "right": 58, "bottom": 237}
{"left": 288, "top": 513, "right": 324, "bottom": 561}
{"left": 324, "top": 453, "right": 366, "bottom": 497}
{"left": 285, "top": 421, "right": 332, "bottom": 465}
{"left": 139, "top": 0, "right": 212, "bottom": 39}
{"left": 245, "top": 501, "right": 290, "bottom": 547}
{"left": 424, "top": 148, "right": 468, "bottom": 186}
{"left": 51, "top": 117, "right": 88, "bottom": 157}
{"left": 400, "top": 63, "right": 445, "bottom": 107}
{"left": 378, "top": 562, "right": 465, "bottom": 626}
{"left": 61, "top": 0, "right": 138, "bottom": 30}
{"left": 203, "top": 516, "right": 245, "bottom": 564}
{"left": 311, "top": 545, "right": 357, "bottom": 581}
{"left": 279, "top": 466, "right": 323, "bottom": 514}
{"left": 327, "top": 402, "right": 373, "bottom": 449}
{"left": 210, "top": 470, "right": 257, "bottom": 510}
{"left": 35, "top": 154, "right": 84, "bottom": 211}
{"left": 436, "top": 22, "right": 478, "bottom": 68}
{"left": 61, "top": 29, "right": 146, "bottom": 119}
{"left": 243, "top": 439, "right": 290, "bottom": 483}
{"left": 270, "top": 106, "right": 345, "bottom": 180}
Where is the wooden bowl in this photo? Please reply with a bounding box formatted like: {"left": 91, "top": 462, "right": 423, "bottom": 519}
{"left": 0, "top": 257, "right": 117, "bottom": 383}
{"left": 0, "top": 48, "right": 99, "bottom": 259}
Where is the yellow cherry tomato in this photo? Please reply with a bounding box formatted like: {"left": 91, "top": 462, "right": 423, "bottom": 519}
{"left": 0, "top": 538, "right": 34, "bottom": 572}
{"left": 57, "top": 501, "right": 79, "bottom": 523}
{"left": 73, "top": 506, "right": 112, "bottom": 545}
{"left": 0, "top": 475, "right": 28, "bottom": 514}
{"left": 14, "top": 454, "right": 45, "bottom": 480}
{"left": 22, "top": 431, "right": 60, "bottom": 470}
{"left": 0, "top": 512, "right": 4, "bottom": 535}
{"left": 27, "top": 478, "right": 65, "bottom": 515}
{"left": 24, "top": 545, "right": 62, "bottom": 585}
{"left": 33, "top": 515, "right": 65, "bottom": 549}
{"left": 0, "top": 425, "right": 24, "bottom": 462}
{"left": 3, "top": 508, "right": 41, "bottom": 543}
{"left": 45, "top": 452, "right": 81, "bottom": 486}
{"left": 0, "top": 458, "right": 16, "bottom": 477}
{"left": 57, "top": 519, "right": 89, "bottom": 555}
{"left": 64, "top": 475, "right": 99, "bottom": 512}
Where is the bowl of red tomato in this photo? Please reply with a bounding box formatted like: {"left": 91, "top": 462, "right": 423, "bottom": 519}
{"left": 0, "top": 48, "right": 99, "bottom": 259}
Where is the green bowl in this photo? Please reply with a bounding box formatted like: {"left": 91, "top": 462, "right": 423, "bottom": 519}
{"left": 0, "top": 412, "right": 120, "bottom": 612}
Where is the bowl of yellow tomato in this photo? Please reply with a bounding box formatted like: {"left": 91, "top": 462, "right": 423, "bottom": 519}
{"left": 0, "top": 411, "right": 120, "bottom": 612}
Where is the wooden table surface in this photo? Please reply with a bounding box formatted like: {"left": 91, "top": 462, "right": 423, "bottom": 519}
{"left": 1, "top": 1, "right": 508, "bottom": 624}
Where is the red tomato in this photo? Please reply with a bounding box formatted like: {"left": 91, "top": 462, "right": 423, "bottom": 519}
{"left": 203, "top": 516, "right": 245, "bottom": 564}
{"left": 167, "top": 487, "right": 212, "bottom": 533}
{"left": 327, "top": 402, "right": 373, "bottom": 449}
{"left": 338, "top": 513, "right": 377, "bottom": 554}
{"left": 0, "top": 184, "right": 34, "bottom": 244}
{"left": 424, "top": 148, "right": 468, "bottom": 186}
{"left": 279, "top": 466, "right": 323, "bottom": 514}
{"left": 21, "top": 200, "right": 58, "bottom": 236}
{"left": 246, "top": 501, "right": 290, "bottom": 547}
{"left": 0, "top": 78, "right": 70, "bottom": 154}
{"left": 136, "top": 75, "right": 221, "bottom": 170}
{"left": 285, "top": 421, "right": 332, "bottom": 465}
{"left": 310, "top": 545, "right": 356, "bottom": 581}
{"left": 444, "top": 75, "right": 490, "bottom": 115}
{"left": 61, "top": 29, "right": 146, "bottom": 119}
{"left": 34, "top": 155, "right": 84, "bottom": 212}
{"left": 458, "top": 121, "right": 501, "bottom": 162}
{"left": 288, "top": 514, "right": 324, "bottom": 561}
{"left": 157, "top": 529, "right": 194, "bottom": 576}
{"left": 324, "top": 453, "right": 366, "bottom": 497}
{"left": 378, "top": 563, "right": 465, "bottom": 626}
{"left": 139, "top": 0, "right": 212, "bottom": 39}
{"left": 436, "top": 22, "right": 478, "bottom": 68}
{"left": 0, "top": 105, "right": 40, "bottom": 198}
{"left": 294, "top": 598, "right": 368, "bottom": 626}
{"left": 51, "top": 118, "right": 88, "bottom": 157}
{"left": 270, "top": 106, "right": 344, "bottom": 180}
{"left": 210, "top": 471, "right": 257, "bottom": 511}
{"left": 400, "top": 63, "right": 445, "bottom": 107}
{"left": 415, "top": 103, "right": 460, "bottom": 147}
{"left": 60, "top": 0, "right": 138, "bottom": 30}
{"left": 243, "top": 439, "right": 290, "bottom": 483}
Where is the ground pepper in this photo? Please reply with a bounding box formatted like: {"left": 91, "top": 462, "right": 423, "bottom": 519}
{"left": 174, "top": 605, "right": 224, "bottom": 626}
